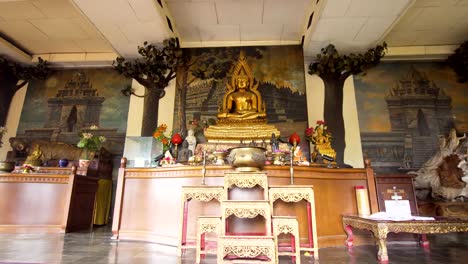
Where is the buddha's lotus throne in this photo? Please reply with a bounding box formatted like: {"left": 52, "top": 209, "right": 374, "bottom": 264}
{"left": 205, "top": 51, "right": 280, "bottom": 142}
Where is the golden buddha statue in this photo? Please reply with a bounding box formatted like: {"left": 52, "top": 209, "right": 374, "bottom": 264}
{"left": 311, "top": 126, "right": 336, "bottom": 165}
{"left": 217, "top": 75, "right": 266, "bottom": 120}
{"left": 24, "top": 144, "right": 43, "bottom": 166}
{"left": 205, "top": 51, "right": 280, "bottom": 142}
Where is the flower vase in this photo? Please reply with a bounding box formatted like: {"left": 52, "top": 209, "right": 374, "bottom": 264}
{"left": 58, "top": 159, "right": 69, "bottom": 168}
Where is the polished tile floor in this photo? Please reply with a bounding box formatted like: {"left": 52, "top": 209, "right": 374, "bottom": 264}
{"left": 0, "top": 226, "right": 467, "bottom": 264}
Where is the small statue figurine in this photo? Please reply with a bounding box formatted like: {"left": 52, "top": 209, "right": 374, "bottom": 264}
{"left": 177, "top": 141, "right": 193, "bottom": 163}
{"left": 24, "top": 144, "right": 43, "bottom": 166}
{"left": 270, "top": 133, "right": 279, "bottom": 152}
{"left": 185, "top": 129, "right": 197, "bottom": 155}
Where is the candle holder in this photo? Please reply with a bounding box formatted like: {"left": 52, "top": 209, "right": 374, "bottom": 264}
{"left": 201, "top": 150, "right": 207, "bottom": 185}
{"left": 171, "top": 133, "right": 183, "bottom": 161}
{"left": 288, "top": 132, "right": 300, "bottom": 185}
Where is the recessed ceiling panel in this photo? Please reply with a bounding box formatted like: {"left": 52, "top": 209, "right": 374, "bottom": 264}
{"left": 354, "top": 17, "right": 395, "bottom": 42}
{"left": 199, "top": 24, "right": 240, "bottom": 41}
{"left": 241, "top": 24, "right": 282, "bottom": 41}
{"left": 215, "top": 0, "right": 263, "bottom": 25}
{"left": 263, "top": 0, "right": 308, "bottom": 27}
{"left": 166, "top": 1, "right": 217, "bottom": 25}
{"left": 0, "top": 1, "right": 45, "bottom": 19}
{"left": 32, "top": 0, "right": 81, "bottom": 19}
{"left": 281, "top": 23, "right": 302, "bottom": 42}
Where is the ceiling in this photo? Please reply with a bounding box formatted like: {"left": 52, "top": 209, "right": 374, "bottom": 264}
{"left": 0, "top": 0, "right": 467, "bottom": 65}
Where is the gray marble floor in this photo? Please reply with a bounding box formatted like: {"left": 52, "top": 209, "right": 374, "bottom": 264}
{"left": 0, "top": 226, "right": 467, "bottom": 264}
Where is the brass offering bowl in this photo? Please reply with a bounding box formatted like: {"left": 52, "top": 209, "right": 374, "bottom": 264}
{"left": 227, "top": 146, "right": 266, "bottom": 172}
{"left": 0, "top": 161, "right": 16, "bottom": 173}
{"left": 213, "top": 151, "right": 228, "bottom": 165}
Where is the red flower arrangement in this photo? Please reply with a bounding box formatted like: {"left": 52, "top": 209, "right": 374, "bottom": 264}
{"left": 305, "top": 120, "right": 332, "bottom": 145}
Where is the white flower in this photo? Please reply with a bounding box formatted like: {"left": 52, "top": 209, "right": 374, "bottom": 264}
{"left": 82, "top": 132, "right": 93, "bottom": 139}
{"left": 99, "top": 136, "right": 106, "bottom": 143}
{"left": 89, "top": 125, "right": 99, "bottom": 130}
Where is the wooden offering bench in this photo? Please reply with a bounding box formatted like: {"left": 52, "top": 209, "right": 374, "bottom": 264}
{"left": 0, "top": 167, "right": 98, "bottom": 233}
{"left": 112, "top": 159, "right": 379, "bottom": 248}
{"left": 342, "top": 215, "right": 468, "bottom": 262}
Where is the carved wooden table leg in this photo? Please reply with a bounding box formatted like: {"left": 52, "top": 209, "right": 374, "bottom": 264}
{"left": 373, "top": 224, "right": 389, "bottom": 263}
{"left": 420, "top": 234, "right": 430, "bottom": 248}
{"left": 306, "top": 201, "right": 313, "bottom": 253}
{"left": 344, "top": 224, "right": 354, "bottom": 248}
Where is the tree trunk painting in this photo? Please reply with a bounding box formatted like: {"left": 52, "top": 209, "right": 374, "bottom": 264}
{"left": 0, "top": 72, "right": 19, "bottom": 126}
{"left": 322, "top": 76, "right": 346, "bottom": 166}
{"left": 175, "top": 66, "right": 190, "bottom": 137}
{"left": 141, "top": 87, "right": 163, "bottom": 136}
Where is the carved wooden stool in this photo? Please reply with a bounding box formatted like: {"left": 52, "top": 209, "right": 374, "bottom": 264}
{"left": 221, "top": 200, "right": 272, "bottom": 236}
{"left": 269, "top": 185, "right": 318, "bottom": 259}
{"left": 217, "top": 235, "right": 276, "bottom": 264}
{"left": 224, "top": 172, "right": 269, "bottom": 200}
{"left": 178, "top": 186, "right": 225, "bottom": 256}
{"left": 196, "top": 216, "right": 221, "bottom": 264}
{"left": 272, "top": 216, "right": 301, "bottom": 264}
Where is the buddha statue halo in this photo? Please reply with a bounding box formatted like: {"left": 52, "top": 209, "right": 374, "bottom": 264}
{"left": 205, "top": 51, "right": 280, "bottom": 142}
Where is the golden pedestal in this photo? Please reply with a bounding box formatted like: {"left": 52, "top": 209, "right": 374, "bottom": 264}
{"left": 205, "top": 122, "right": 280, "bottom": 142}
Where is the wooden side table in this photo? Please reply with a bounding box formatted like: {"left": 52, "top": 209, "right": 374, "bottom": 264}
{"left": 272, "top": 216, "right": 301, "bottom": 264}
{"left": 196, "top": 216, "right": 221, "bottom": 264}
{"left": 269, "top": 185, "right": 318, "bottom": 259}
{"left": 178, "top": 185, "right": 225, "bottom": 256}
{"left": 224, "top": 172, "right": 269, "bottom": 200}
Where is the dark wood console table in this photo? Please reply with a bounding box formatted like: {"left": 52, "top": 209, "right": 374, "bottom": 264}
{"left": 342, "top": 214, "right": 468, "bottom": 262}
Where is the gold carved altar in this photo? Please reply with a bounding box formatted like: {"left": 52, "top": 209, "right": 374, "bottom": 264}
{"left": 205, "top": 51, "right": 280, "bottom": 142}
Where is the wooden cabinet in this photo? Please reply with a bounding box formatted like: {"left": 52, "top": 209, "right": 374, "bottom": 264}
{"left": 0, "top": 171, "right": 98, "bottom": 233}
{"left": 374, "top": 174, "right": 419, "bottom": 214}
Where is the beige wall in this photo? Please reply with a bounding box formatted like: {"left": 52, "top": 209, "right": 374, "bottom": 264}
{"left": 0, "top": 84, "right": 28, "bottom": 160}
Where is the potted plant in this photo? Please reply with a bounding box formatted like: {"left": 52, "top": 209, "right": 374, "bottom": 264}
{"left": 308, "top": 43, "right": 387, "bottom": 165}
{"left": 0, "top": 126, "right": 15, "bottom": 173}
{"left": 77, "top": 125, "right": 106, "bottom": 167}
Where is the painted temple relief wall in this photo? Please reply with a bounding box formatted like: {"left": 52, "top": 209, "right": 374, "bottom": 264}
{"left": 354, "top": 62, "right": 468, "bottom": 173}
{"left": 14, "top": 68, "right": 131, "bottom": 156}
{"left": 172, "top": 45, "right": 309, "bottom": 154}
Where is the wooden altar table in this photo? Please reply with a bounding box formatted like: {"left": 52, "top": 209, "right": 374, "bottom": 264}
{"left": 342, "top": 214, "right": 468, "bottom": 262}
{"left": 0, "top": 168, "right": 98, "bottom": 233}
{"left": 112, "top": 158, "right": 378, "bottom": 248}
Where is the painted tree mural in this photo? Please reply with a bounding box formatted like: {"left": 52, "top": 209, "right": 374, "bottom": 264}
{"left": 308, "top": 43, "right": 387, "bottom": 166}
{"left": 113, "top": 38, "right": 183, "bottom": 136}
{"left": 0, "top": 56, "right": 48, "bottom": 127}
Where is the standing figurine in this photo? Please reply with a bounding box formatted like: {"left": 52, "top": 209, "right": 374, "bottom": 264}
{"left": 185, "top": 129, "right": 197, "bottom": 156}
{"left": 270, "top": 133, "right": 279, "bottom": 152}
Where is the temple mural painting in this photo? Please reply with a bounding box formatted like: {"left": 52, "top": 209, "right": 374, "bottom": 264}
{"left": 14, "top": 68, "right": 131, "bottom": 155}
{"left": 354, "top": 62, "right": 468, "bottom": 173}
{"left": 173, "top": 45, "right": 308, "bottom": 154}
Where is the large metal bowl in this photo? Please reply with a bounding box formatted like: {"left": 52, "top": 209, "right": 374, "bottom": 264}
{"left": 0, "top": 161, "right": 16, "bottom": 173}
{"left": 227, "top": 146, "right": 266, "bottom": 172}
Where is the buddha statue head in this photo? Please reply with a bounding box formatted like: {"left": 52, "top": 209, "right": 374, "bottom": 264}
{"left": 217, "top": 51, "right": 266, "bottom": 122}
